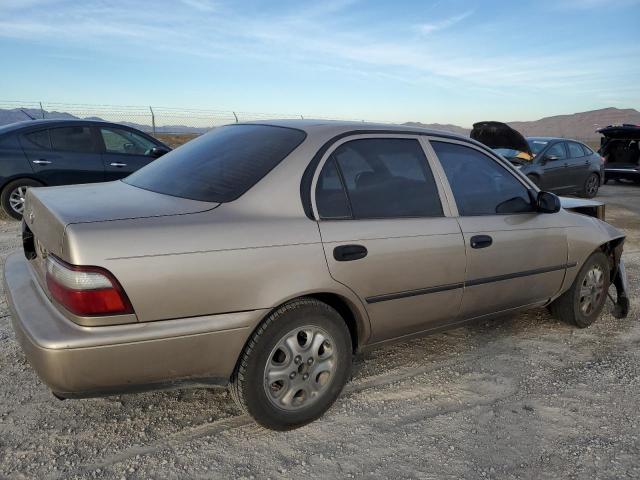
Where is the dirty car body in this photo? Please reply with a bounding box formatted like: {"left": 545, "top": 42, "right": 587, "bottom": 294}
{"left": 4, "top": 120, "right": 630, "bottom": 429}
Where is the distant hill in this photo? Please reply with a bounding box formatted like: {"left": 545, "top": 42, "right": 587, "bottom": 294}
{"left": 1, "top": 106, "right": 638, "bottom": 140}
{"left": 508, "top": 108, "right": 640, "bottom": 140}
{"left": 405, "top": 107, "right": 640, "bottom": 140}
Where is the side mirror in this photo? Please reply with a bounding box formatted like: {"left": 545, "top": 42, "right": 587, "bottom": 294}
{"left": 537, "top": 191, "right": 561, "bottom": 214}
{"left": 148, "top": 147, "right": 170, "bottom": 158}
{"left": 543, "top": 154, "right": 559, "bottom": 164}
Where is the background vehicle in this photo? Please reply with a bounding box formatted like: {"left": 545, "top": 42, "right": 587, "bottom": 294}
{"left": 5, "top": 121, "right": 629, "bottom": 430}
{"left": 0, "top": 119, "right": 170, "bottom": 219}
{"left": 471, "top": 121, "right": 604, "bottom": 198}
{"left": 598, "top": 124, "right": 640, "bottom": 183}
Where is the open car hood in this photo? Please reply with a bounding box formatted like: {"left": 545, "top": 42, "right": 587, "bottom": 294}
{"left": 597, "top": 124, "right": 640, "bottom": 140}
{"left": 471, "top": 121, "right": 532, "bottom": 157}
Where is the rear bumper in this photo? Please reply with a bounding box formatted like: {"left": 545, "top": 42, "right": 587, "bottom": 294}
{"left": 4, "top": 252, "right": 264, "bottom": 397}
{"left": 605, "top": 168, "right": 639, "bottom": 181}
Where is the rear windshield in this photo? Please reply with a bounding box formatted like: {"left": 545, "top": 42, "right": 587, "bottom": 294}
{"left": 125, "top": 124, "right": 306, "bottom": 202}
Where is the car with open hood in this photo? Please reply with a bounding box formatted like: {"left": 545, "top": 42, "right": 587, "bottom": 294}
{"left": 598, "top": 124, "right": 640, "bottom": 183}
{"left": 3, "top": 120, "right": 630, "bottom": 430}
{"left": 471, "top": 121, "right": 604, "bottom": 198}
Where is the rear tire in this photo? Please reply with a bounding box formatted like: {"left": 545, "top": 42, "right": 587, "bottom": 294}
{"left": 230, "top": 298, "right": 352, "bottom": 430}
{"left": 550, "top": 251, "right": 610, "bottom": 328}
{"left": 0, "top": 178, "right": 43, "bottom": 220}
{"left": 581, "top": 173, "right": 600, "bottom": 198}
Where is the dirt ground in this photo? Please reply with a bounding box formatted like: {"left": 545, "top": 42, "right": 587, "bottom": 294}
{"left": 0, "top": 184, "right": 638, "bottom": 480}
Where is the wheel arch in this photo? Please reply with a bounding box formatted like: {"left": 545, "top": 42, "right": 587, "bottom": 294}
{"left": 240, "top": 291, "right": 370, "bottom": 364}
{"left": 0, "top": 175, "right": 47, "bottom": 193}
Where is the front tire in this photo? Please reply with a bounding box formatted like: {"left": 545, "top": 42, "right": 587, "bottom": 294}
{"left": 0, "top": 178, "right": 43, "bottom": 220}
{"left": 550, "top": 251, "right": 610, "bottom": 328}
{"left": 230, "top": 298, "right": 352, "bottom": 430}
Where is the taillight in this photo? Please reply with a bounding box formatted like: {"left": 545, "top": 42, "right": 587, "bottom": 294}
{"left": 45, "top": 255, "right": 133, "bottom": 316}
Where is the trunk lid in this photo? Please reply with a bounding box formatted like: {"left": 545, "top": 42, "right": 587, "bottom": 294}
{"left": 23, "top": 180, "right": 217, "bottom": 260}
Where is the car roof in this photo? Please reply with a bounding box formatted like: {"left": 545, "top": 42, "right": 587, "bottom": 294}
{"left": 239, "top": 119, "right": 470, "bottom": 140}
{"left": 0, "top": 118, "right": 148, "bottom": 134}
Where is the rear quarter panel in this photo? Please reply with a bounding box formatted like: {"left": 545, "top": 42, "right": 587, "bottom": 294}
{"left": 64, "top": 204, "right": 370, "bottom": 340}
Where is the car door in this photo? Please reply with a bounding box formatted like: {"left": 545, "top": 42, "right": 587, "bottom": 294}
{"left": 539, "top": 141, "right": 570, "bottom": 192}
{"left": 313, "top": 135, "right": 466, "bottom": 344}
{"left": 98, "top": 126, "right": 160, "bottom": 180}
{"left": 429, "top": 139, "right": 568, "bottom": 319}
{"left": 566, "top": 141, "right": 591, "bottom": 189}
{"left": 19, "top": 125, "right": 104, "bottom": 186}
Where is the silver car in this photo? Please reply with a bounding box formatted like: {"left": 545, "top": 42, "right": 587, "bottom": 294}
{"left": 4, "top": 120, "right": 630, "bottom": 430}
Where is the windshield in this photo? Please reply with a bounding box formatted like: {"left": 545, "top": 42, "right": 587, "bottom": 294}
{"left": 494, "top": 148, "right": 520, "bottom": 158}
{"left": 125, "top": 124, "right": 306, "bottom": 203}
{"left": 527, "top": 139, "right": 549, "bottom": 156}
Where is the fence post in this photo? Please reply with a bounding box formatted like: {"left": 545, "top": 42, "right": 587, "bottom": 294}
{"left": 39, "top": 102, "right": 45, "bottom": 119}
{"left": 233, "top": 111, "right": 238, "bottom": 123}
{"left": 149, "top": 106, "right": 156, "bottom": 135}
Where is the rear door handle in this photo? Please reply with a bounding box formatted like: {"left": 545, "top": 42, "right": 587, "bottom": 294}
{"left": 333, "top": 244, "right": 368, "bottom": 261}
{"left": 32, "top": 159, "right": 51, "bottom": 165}
{"left": 470, "top": 235, "right": 493, "bottom": 249}
{"left": 110, "top": 162, "right": 128, "bottom": 167}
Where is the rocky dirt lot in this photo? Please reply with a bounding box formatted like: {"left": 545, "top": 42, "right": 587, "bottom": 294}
{"left": 0, "top": 184, "right": 638, "bottom": 480}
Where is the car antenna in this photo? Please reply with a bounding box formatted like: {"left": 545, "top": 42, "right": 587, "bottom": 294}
{"left": 20, "top": 109, "right": 36, "bottom": 120}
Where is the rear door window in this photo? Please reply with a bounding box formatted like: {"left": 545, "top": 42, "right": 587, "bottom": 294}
{"left": 316, "top": 138, "right": 443, "bottom": 219}
{"left": 100, "top": 127, "right": 157, "bottom": 155}
{"left": 50, "top": 127, "right": 96, "bottom": 153}
{"left": 568, "top": 142, "right": 585, "bottom": 158}
{"left": 125, "top": 124, "right": 306, "bottom": 203}
{"left": 315, "top": 158, "right": 351, "bottom": 219}
{"left": 21, "top": 130, "right": 52, "bottom": 150}
{"left": 581, "top": 144, "right": 594, "bottom": 156}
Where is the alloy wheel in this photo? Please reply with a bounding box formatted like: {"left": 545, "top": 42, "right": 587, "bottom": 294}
{"left": 8, "top": 186, "right": 28, "bottom": 215}
{"left": 586, "top": 175, "right": 599, "bottom": 197}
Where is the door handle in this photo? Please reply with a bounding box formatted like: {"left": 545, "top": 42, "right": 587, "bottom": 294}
{"left": 32, "top": 159, "right": 51, "bottom": 165}
{"left": 470, "top": 235, "right": 492, "bottom": 249}
{"left": 110, "top": 162, "right": 128, "bottom": 167}
{"left": 333, "top": 244, "right": 368, "bottom": 261}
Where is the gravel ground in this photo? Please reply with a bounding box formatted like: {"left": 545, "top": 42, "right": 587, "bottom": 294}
{"left": 0, "top": 184, "right": 638, "bottom": 479}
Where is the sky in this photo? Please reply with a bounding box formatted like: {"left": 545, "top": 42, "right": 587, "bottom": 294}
{"left": 0, "top": 0, "right": 639, "bottom": 126}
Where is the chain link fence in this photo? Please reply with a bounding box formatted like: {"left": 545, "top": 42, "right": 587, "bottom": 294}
{"left": 0, "top": 100, "right": 373, "bottom": 147}
{"left": 0, "top": 100, "right": 603, "bottom": 149}
{"left": 0, "top": 100, "right": 365, "bottom": 130}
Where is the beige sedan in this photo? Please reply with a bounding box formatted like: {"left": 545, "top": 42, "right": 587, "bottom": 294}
{"left": 4, "top": 120, "right": 630, "bottom": 430}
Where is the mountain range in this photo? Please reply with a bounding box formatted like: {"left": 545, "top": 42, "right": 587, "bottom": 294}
{"left": 1, "top": 107, "right": 638, "bottom": 140}
{"left": 404, "top": 107, "right": 640, "bottom": 140}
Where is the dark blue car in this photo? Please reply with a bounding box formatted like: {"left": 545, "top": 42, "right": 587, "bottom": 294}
{"left": 0, "top": 119, "right": 170, "bottom": 219}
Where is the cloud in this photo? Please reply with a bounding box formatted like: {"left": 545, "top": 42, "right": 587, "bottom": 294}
{"left": 0, "top": 0, "right": 637, "bottom": 97}
{"left": 179, "top": 0, "right": 217, "bottom": 12}
{"left": 553, "top": 0, "right": 640, "bottom": 8}
{"left": 417, "top": 10, "right": 474, "bottom": 34}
